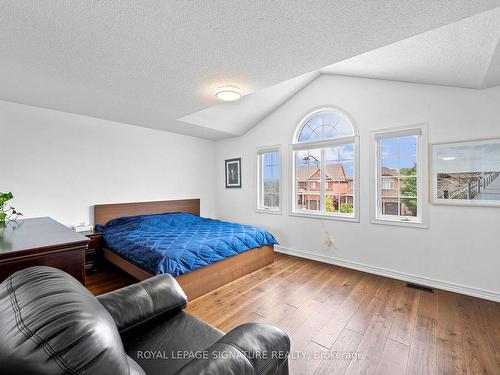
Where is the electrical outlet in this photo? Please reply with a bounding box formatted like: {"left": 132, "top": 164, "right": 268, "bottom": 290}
{"left": 74, "top": 224, "right": 93, "bottom": 233}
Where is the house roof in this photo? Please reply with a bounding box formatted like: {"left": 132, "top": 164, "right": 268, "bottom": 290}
{"left": 296, "top": 164, "right": 348, "bottom": 181}
{"left": 381, "top": 167, "right": 398, "bottom": 177}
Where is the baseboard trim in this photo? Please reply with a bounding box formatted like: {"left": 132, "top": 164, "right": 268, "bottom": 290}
{"left": 275, "top": 245, "right": 500, "bottom": 303}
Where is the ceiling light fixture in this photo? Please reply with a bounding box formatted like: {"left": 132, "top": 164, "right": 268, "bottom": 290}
{"left": 215, "top": 86, "right": 241, "bottom": 102}
{"left": 442, "top": 156, "right": 456, "bottom": 161}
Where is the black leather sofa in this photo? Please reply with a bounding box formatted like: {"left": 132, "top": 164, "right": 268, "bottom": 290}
{"left": 0, "top": 266, "right": 290, "bottom": 375}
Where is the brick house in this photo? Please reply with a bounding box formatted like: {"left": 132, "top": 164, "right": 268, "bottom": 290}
{"left": 296, "top": 164, "right": 353, "bottom": 210}
{"left": 380, "top": 167, "right": 414, "bottom": 216}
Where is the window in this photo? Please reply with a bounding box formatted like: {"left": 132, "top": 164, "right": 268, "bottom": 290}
{"left": 257, "top": 147, "right": 281, "bottom": 212}
{"left": 292, "top": 109, "right": 359, "bottom": 221}
{"left": 383, "top": 180, "right": 394, "bottom": 189}
{"left": 372, "top": 125, "right": 428, "bottom": 227}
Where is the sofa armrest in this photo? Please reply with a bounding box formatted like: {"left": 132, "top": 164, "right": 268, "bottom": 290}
{"left": 97, "top": 274, "right": 187, "bottom": 333}
{"left": 175, "top": 323, "right": 290, "bottom": 375}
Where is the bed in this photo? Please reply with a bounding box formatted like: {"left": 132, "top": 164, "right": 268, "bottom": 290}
{"left": 94, "top": 199, "right": 277, "bottom": 300}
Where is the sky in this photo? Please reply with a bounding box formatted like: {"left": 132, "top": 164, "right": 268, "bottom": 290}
{"left": 263, "top": 152, "right": 280, "bottom": 180}
{"left": 266, "top": 137, "right": 500, "bottom": 181}
{"left": 434, "top": 139, "right": 500, "bottom": 173}
{"left": 380, "top": 136, "right": 417, "bottom": 172}
{"left": 295, "top": 147, "right": 355, "bottom": 178}
{"left": 265, "top": 118, "right": 500, "bottom": 182}
{"left": 267, "top": 112, "right": 421, "bottom": 181}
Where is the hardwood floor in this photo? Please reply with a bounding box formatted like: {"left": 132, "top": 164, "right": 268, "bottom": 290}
{"left": 87, "top": 254, "right": 500, "bottom": 375}
{"left": 86, "top": 263, "right": 136, "bottom": 295}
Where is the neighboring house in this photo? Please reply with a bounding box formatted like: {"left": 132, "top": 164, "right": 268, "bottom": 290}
{"left": 380, "top": 167, "right": 414, "bottom": 216}
{"left": 296, "top": 165, "right": 414, "bottom": 215}
{"left": 296, "top": 164, "right": 353, "bottom": 211}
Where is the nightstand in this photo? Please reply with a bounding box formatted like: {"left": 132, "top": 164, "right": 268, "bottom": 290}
{"left": 80, "top": 230, "right": 102, "bottom": 274}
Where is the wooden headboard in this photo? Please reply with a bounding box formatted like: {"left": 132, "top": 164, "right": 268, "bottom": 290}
{"left": 94, "top": 198, "right": 200, "bottom": 226}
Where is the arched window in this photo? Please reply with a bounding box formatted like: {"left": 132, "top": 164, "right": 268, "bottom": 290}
{"left": 292, "top": 109, "right": 359, "bottom": 220}
{"left": 296, "top": 110, "right": 354, "bottom": 142}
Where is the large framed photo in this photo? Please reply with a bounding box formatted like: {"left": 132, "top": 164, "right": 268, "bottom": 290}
{"left": 225, "top": 158, "right": 241, "bottom": 188}
{"left": 431, "top": 138, "right": 500, "bottom": 206}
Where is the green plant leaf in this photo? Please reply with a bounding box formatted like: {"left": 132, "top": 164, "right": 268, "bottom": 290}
{"left": 0, "top": 192, "right": 14, "bottom": 206}
{"left": 0, "top": 212, "right": 6, "bottom": 221}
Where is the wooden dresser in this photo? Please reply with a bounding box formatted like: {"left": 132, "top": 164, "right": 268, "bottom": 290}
{"left": 0, "top": 217, "right": 89, "bottom": 284}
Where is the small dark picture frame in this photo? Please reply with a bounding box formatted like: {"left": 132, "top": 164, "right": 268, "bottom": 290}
{"left": 225, "top": 158, "right": 242, "bottom": 188}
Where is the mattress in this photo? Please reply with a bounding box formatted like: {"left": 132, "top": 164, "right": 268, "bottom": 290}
{"left": 96, "top": 212, "right": 278, "bottom": 277}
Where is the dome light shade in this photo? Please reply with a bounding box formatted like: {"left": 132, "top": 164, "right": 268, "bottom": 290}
{"left": 215, "top": 86, "right": 241, "bottom": 101}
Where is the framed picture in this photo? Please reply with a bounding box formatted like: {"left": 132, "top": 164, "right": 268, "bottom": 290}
{"left": 431, "top": 138, "right": 500, "bottom": 206}
{"left": 225, "top": 158, "right": 241, "bottom": 188}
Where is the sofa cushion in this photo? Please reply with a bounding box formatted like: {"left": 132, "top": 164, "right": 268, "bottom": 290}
{"left": 97, "top": 273, "right": 188, "bottom": 333}
{"left": 128, "top": 355, "right": 147, "bottom": 375}
{"left": 123, "top": 311, "right": 224, "bottom": 375}
{"left": 0, "top": 266, "right": 133, "bottom": 375}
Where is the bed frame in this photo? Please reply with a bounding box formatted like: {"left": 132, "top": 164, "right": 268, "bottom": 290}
{"left": 94, "top": 199, "right": 274, "bottom": 300}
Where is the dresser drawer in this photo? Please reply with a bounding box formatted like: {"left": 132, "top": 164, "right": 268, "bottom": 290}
{"left": 0, "top": 246, "right": 86, "bottom": 284}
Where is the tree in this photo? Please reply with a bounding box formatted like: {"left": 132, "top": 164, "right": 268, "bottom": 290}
{"left": 326, "top": 195, "right": 335, "bottom": 212}
{"left": 399, "top": 165, "right": 417, "bottom": 214}
{"left": 327, "top": 195, "right": 353, "bottom": 213}
{"left": 340, "top": 201, "right": 353, "bottom": 213}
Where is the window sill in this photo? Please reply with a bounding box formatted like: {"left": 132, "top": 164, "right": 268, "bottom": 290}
{"left": 256, "top": 208, "right": 282, "bottom": 215}
{"left": 290, "top": 211, "right": 359, "bottom": 223}
{"left": 371, "top": 217, "right": 428, "bottom": 229}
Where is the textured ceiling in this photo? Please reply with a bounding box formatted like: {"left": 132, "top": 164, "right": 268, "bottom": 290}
{"left": 1, "top": 1, "right": 500, "bottom": 139}
{"left": 483, "top": 39, "right": 500, "bottom": 88}
{"left": 179, "top": 71, "right": 319, "bottom": 135}
{"left": 321, "top": 7, "right": 500, "bottom": 89}
{"left": 190, "top": 6, "right": 500, "bottom": 135}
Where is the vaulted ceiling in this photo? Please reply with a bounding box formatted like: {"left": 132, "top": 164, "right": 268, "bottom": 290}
{"left": 321, "top": 7, "right": 500, "bottom": 89}
{"left": 185, "top": 6, "right": 500, "bottom": 136}
{"left": 1, "top": 1, "right": 500, "bottom": 140}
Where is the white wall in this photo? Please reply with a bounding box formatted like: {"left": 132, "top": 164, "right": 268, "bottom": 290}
{"left": 1, "top": 100, "right": 216, "bottom": 226}
{"left": 215, "top": 75, "right": 500, "bottom": 300}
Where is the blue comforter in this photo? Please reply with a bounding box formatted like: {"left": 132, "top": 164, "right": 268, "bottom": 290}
{"left": 97, "top": 213, "right": 278, "bottom": 277}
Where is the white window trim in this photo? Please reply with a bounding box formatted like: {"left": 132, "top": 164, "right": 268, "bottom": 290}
{"left": 256, "top": 145, "right": 282, "bottom": 215}
{"left": 383, "top": 180, "right": 394, "bottom": 189}
{"left": 370, "top": 124, "right": 429, "bottom": 228}
{"left": 290, "top": 107, "right": 360, "bottom": 222}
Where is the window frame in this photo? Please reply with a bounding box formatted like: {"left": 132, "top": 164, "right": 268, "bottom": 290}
{"left": 370, "top": 124, "right": 429, "bottom": 228}
{"left": 383, "top": 180, "right": 394, "bottom": 189}
{"left": 256, "top": 145, "right": 282, "bottom": 214}
{"left": 291, "top": 108, "right": 360, "bottom": 222}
